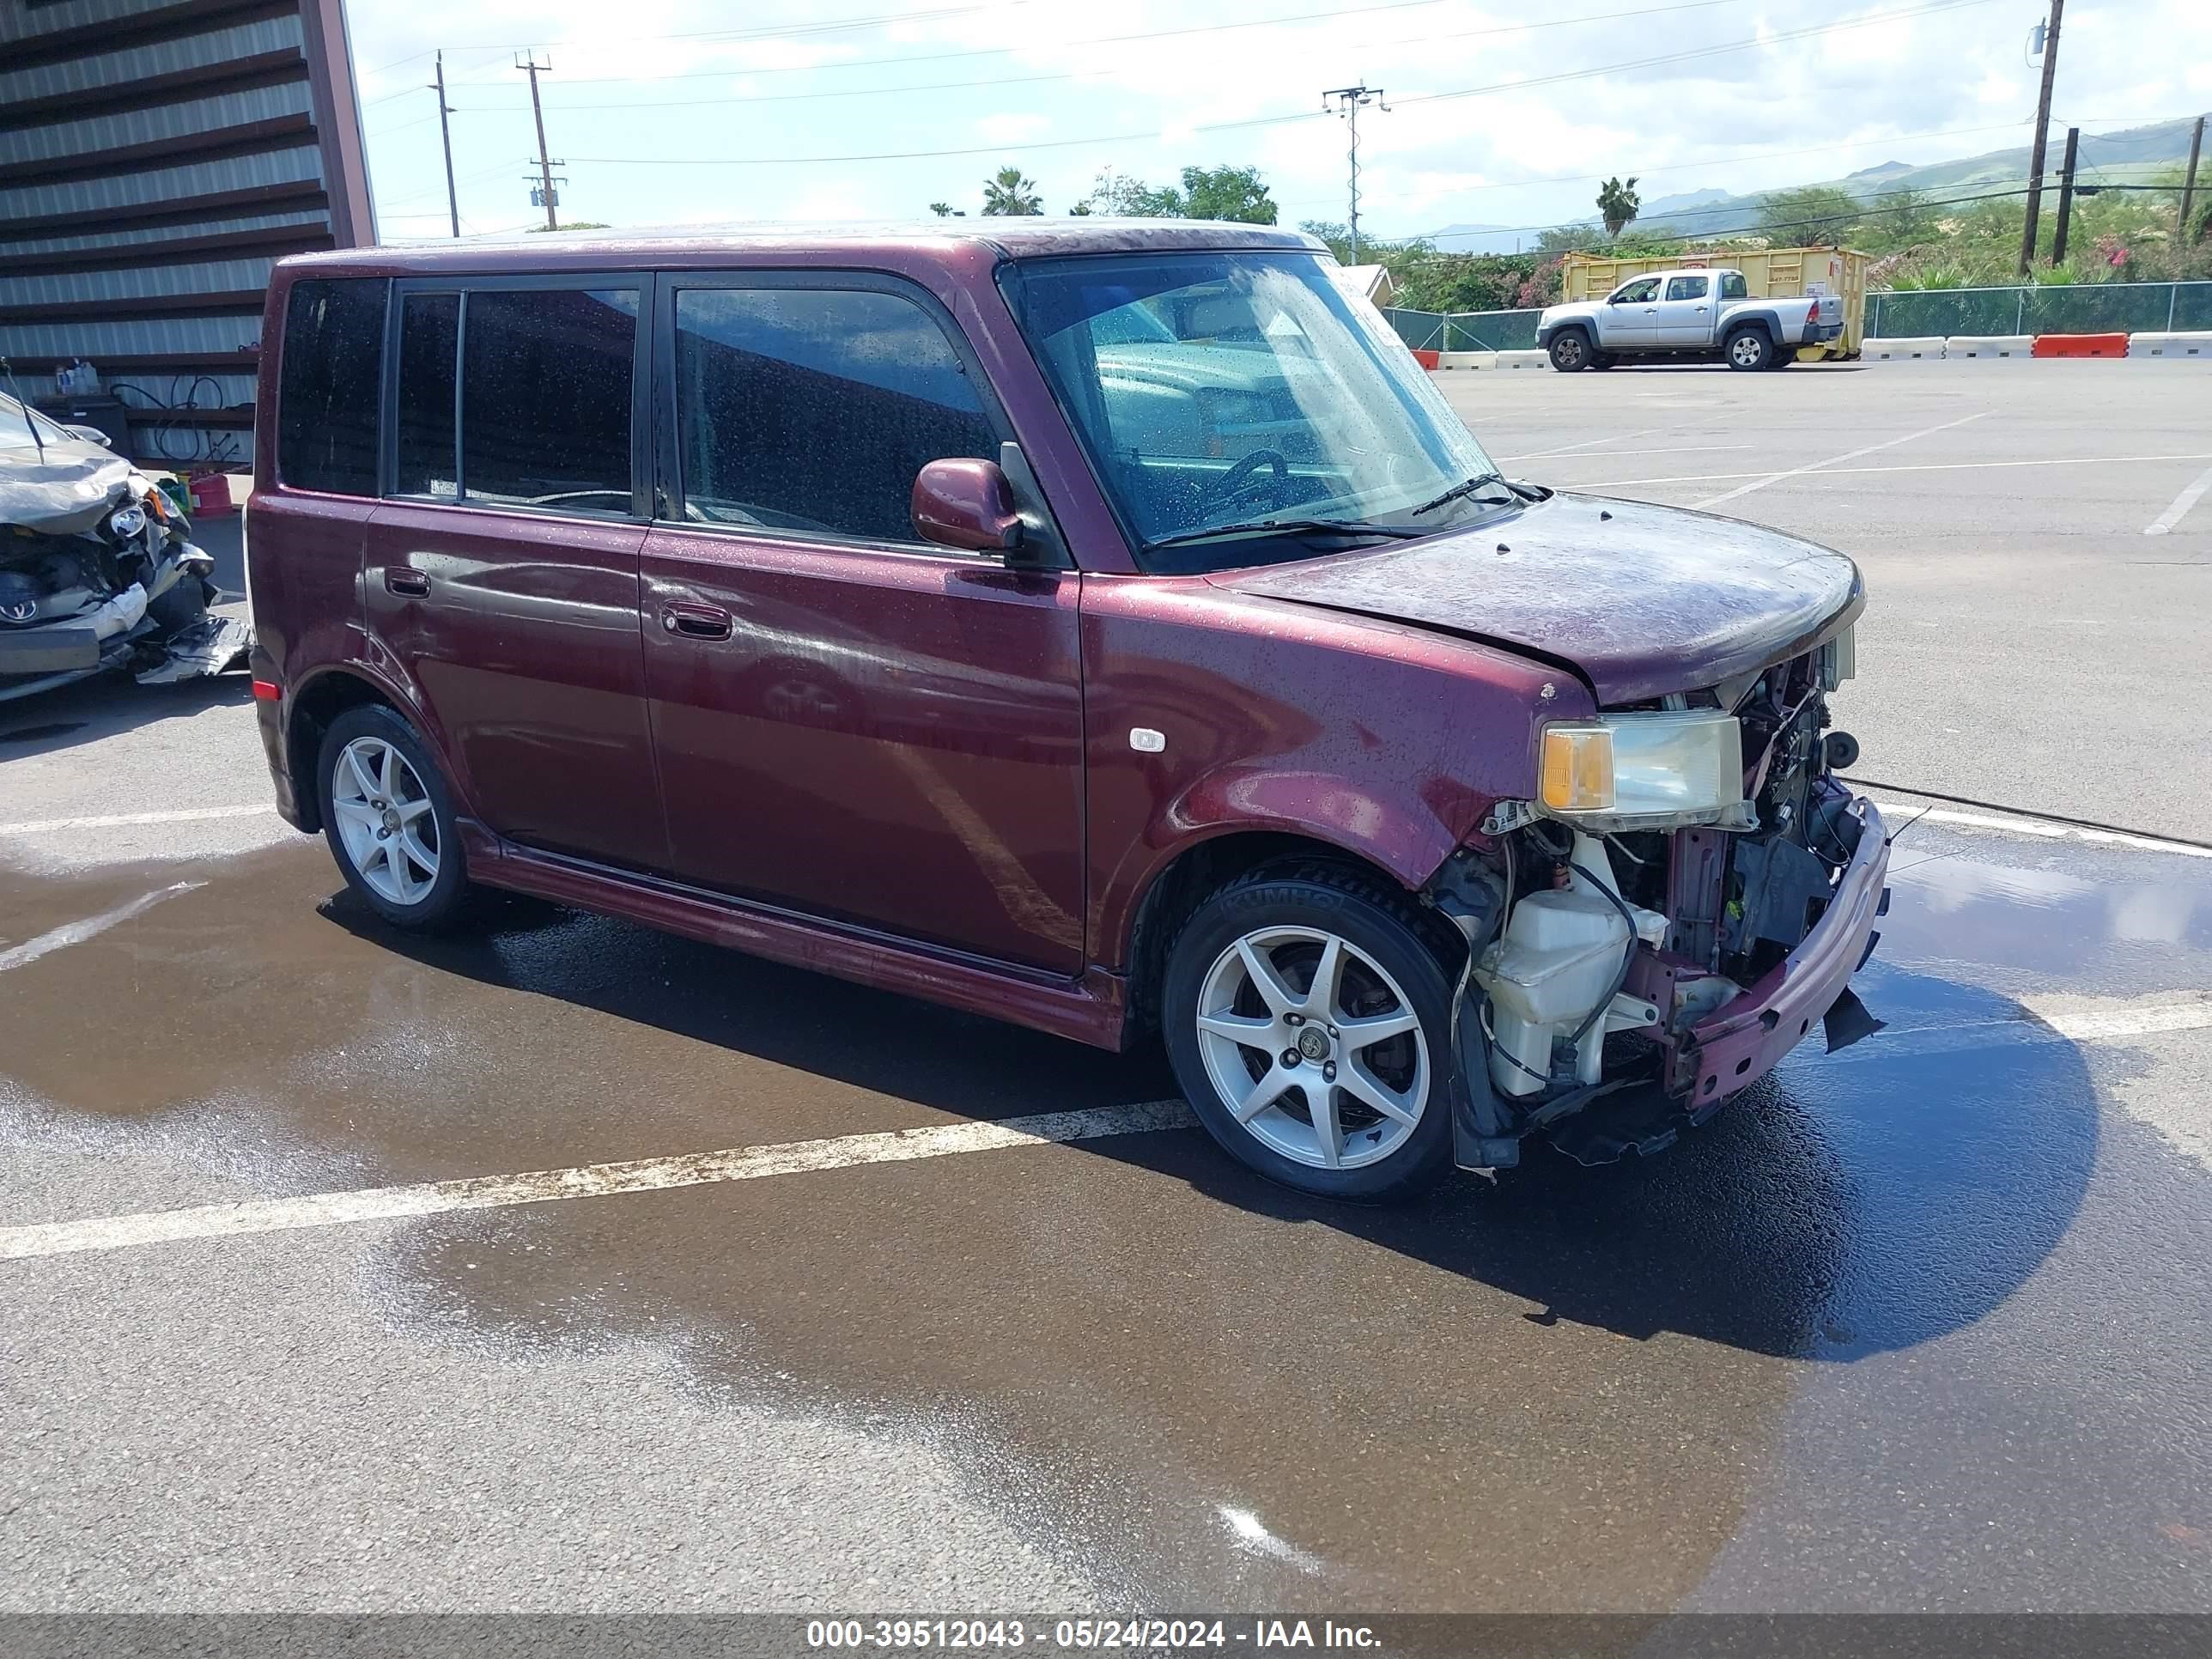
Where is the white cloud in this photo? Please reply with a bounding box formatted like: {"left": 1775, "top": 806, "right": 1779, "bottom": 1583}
{"left": 356, "top": 0, "right": 2212, "bottom": 238}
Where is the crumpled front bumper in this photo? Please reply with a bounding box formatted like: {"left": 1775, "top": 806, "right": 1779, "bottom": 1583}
{"left": 1683, "top": 794, "right": 1889, "bottom": 1105}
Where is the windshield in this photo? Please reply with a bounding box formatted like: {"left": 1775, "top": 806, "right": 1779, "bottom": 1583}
{"left": 0, "top": 392, "right": 70, "bottom": 452}
{"left": 1000, "top": 252, "right": 1499, "bottom": 572}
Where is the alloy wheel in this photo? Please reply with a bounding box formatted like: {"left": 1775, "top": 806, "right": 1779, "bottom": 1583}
{"left": 1194, "top": 925, "right": 1431, "bottom": 1170}
{"left": 330, "top": 735, "right": 441, "bottom": 907}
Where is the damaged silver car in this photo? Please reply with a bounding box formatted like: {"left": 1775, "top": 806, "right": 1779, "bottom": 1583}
{"left": 0, "top": 390, "right": 247, "bottom": 702}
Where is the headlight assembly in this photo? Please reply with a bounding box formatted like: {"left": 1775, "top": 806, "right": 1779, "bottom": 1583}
{"left": 1537, "top": 711, "right": 1751, "bottom": 832}
{"left": 108, "top": 502, "right": 148, "bottom": 540}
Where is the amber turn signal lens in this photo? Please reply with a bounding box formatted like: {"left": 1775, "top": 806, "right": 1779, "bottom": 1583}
{"left": 1539, "top": 726, "right": 1615, "bottom": 811}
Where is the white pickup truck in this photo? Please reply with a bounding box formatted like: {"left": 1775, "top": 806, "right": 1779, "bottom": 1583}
{"left": 1536, "top": 268, "right": 1844, "bottom": 372}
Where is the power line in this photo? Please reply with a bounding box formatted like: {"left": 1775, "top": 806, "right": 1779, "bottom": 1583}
{"left": 395, "top": 0, "right": 1763, "bottom": 110}
{"left": 557, "top": 0, "right": 2008, "bottom": 170}
{"left": 358, "top": 0, "right": 1038, "bottom": 85}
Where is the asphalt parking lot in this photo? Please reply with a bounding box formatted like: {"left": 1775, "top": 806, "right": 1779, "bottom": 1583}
{"left": 3, "top": 361, "right": 2211, "bottom": 1620}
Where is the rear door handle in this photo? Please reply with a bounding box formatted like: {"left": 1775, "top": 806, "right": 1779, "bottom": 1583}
{"left": 662, "top": 600, "right": 733, "bottom": 641}
{"left": 385, "top": 567, "right": 430, "bottom": 598}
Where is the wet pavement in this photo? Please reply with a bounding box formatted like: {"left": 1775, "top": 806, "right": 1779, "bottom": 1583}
{"left": 4, "top": 364, "right": 2211, "bottom": 1614}
{"left": 4, "top": 815, "right": 2211, "bottom": 1611}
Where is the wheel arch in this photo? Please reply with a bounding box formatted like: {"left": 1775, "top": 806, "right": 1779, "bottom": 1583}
{"left": 1116, "top": 825, "right": 1451, "bottom": 1050}
{"left": 284, "top": 665, "right": 412, "bottom": 834}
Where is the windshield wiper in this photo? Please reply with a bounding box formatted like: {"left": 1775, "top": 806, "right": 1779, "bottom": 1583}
{"left": 1146, "top": 516, "right": 1425, "bottom": 550}
{"left": 1407, "top": 471, "right": 1521, "bottom": 518}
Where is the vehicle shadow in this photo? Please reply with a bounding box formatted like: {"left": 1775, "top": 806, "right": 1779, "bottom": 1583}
{"left": 0, "top": 668, "right": 252, "bottom": 762}
{"left": 327, "top": 888, "right": 2096, "bottom": 1366}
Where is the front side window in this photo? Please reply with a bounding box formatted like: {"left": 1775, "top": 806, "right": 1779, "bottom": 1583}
{"left": 460, "top": 288, "right": 638, "bottom": 513}
{"left": 1001, "top": 252, "right": 1496, "bottom": 570}
{"left": 1664, "top": 276, "right": 1709, "bottom": 301}
{"left": 674, "top": 286, "right": 998, "bottom": 545}
{"left": 1612, "top": 277, "right": 1662, "bottom": 304}
{"left": 277, "top": 276, "right": 386, "bottom": 495}
{"left": 1720, "top": 272, "right": 1749, "bottom": 300}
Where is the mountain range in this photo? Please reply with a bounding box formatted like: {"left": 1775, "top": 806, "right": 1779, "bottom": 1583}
{"left": 1419, "top": 117, "right": 2205, "bottom": 253}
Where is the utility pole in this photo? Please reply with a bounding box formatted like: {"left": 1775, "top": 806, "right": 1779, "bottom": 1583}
{"left": 2180, "top": 115, "right": 2206, "bottom": 252}
{"left": 2051, "top": 125, "right": 2080, "bottom": 264}
{"left": 2017, "top": 0, "right": 2063, "bottom": 275}
{"left": 1322, "top": 84, "right": 1388, "bottom": 263}
{"left": 517, "top": 53, "right": 558, "bottom": 231}
{"left": 432, "top": 51, "right": 459, "bottom": 238}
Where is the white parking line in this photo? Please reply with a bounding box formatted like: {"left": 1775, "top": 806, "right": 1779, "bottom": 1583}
{"left": 0, "top": 804, "right": 278, "bottom": 836}
{"left": 1861, "top": 798, "right": 2212, "bottom": 860}
{"left": 7, "top": 991, "right": 2212, "bottom": 1265}
{"left": 1498, "top": 444, "right": 1754, "bottom": 462}
{"left": 2145, "top": 460, "right": 2212, "bottom": 535}
{"left": 0, "top": 1101, "right": 1198, "bottom": 1262}
{"left": 1495, "top": 427, "right": 1662, "bottom": 460}
{"left": 0, "top": 881, "right": 203, "bottom": 974}
{"left": 1691, "top": 412, "right": 1989, "bottom": 507}
{"left": 1589, "top": 451, "right": 2212, "bottom": 491}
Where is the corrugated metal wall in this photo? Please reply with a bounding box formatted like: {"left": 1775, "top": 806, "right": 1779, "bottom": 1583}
{"left": 0, "top": 0, "right": 374, "bottom": 470}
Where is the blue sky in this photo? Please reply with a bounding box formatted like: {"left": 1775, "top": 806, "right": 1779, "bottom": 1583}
{"left": 345, "top": 0, "right": 2212, "bottom": 245}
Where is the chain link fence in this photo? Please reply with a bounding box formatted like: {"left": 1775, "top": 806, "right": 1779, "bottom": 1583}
{"left": 1868, "top": 280, "right": 2212, "bottom": 337}
{"left": 1380, "top": 307, "right": 1543, "bottom": 352}
{"left": 1384, "top": 281, "right": 2212, "bottom": 356}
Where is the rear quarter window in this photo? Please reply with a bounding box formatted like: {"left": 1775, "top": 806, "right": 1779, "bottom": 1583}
{"left": 460, "top": 288, "right": 640, "bottom": 513}
{"left": 276, "top": 277, "right": 387, "bottom": 495}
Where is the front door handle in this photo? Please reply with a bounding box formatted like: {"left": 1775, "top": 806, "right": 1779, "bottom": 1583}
{"left": 662, "top": 600, "right": 733, "bottom": 641}
{"left": 385, "top": 567, "right": 430, "bottom": 598}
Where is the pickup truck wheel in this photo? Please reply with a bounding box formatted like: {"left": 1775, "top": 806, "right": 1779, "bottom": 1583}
{"left": 317, "top": 704, "right": 473, "bottom": 930}
{"left": 1767, "top": 346, "right": 1797, "bottom": 369}
{"left": 1725, "top": 327, "right": 1775, "bottom": 371}
{"left": 1547, "top": 331, "right": 1591, "bottom": 372}
{"left": 1163, "top": 867, "right": 1455, "bottom": 1200}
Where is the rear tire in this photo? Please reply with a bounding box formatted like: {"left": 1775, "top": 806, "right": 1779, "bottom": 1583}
{"left": 1162, "top": 865, "right": 1456, "bottom": 1201}
{"left": 1547, "top": 330, "right": 1592, "bottom": 372}
{"left": 1725, "top": 326, "right": 1775, "bottom": 371}
{"left": 317, "top": 703, "right": 474, "bottom": 930}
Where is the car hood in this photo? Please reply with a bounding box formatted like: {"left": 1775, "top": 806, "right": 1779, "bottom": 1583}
{"left": 1208, "top": 491, "right": 1863, "bottom": 705}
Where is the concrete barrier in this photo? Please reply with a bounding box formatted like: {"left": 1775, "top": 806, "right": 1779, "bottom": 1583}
{"left": 1945, "top": 335, "right": 2033, "bottom": 358}
{"left": 1409, "top": 347, "right": 1441, "bottom": 369}
{"left": 1497, "top": 350, "right": 1548, "bottom": 370}
{"left": 2032, "top": 332, "right": 2129, "bottom": 358}
{"left": 1865, "top": 337, "right": 1946, "bottom": 360}
{"left": 1434, "top": 349, "right": 1502, "bottom": 371}
{"left": 2127, "top": 332, "right": 2212, "bottom": 358}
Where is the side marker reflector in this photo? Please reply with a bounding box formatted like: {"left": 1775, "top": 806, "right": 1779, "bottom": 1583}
{"left": 251, "top": 678, "right": 283, "bottom": 702}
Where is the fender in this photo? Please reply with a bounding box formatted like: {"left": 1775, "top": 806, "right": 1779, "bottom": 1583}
{"left": 1078, "top": 573, "right": 1594, "bottom": 972}
{"left": 1718, "top": 307, "right": 1787, "bottom": 345}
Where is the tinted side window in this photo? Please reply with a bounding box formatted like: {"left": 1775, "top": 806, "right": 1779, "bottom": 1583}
{"left": 1664, "top": 276, "right": 1708, "bottom": 301}
{"left": 461, "top": 288, "right": 638, "bottom": 510}
{"left": 277, "top": 277, "right": 386, "bottom": 494}
{"left": 675, "top": 287, "right": 997, "bottom": 545}
{"left": 1720, "top": 272, "right": 1749, "bottom": 300}
{"left": 395, "top": 292, "right": 458, "bottom": 498}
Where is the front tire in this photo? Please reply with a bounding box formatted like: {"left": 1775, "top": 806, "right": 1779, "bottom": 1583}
{"left": 1547, "top": 330, "right": 1592, "bottom": 372}
{"left": 1725, "top": 326, "right": 1775, "bottom": 371}
{"left": 317, "top": 703, "right": 473, "bottom": 929}
{"left": 1162, "top": 866, "right": 1455, "bottom": 1200}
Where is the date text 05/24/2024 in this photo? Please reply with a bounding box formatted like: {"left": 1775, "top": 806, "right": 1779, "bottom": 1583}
{"left": 805, "top": 1618, "right": 1383, "bottom": 1650}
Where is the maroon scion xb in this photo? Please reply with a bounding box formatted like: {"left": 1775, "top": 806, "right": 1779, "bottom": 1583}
{"left": 247, "top": 222, "right": 1888, "bottom": 1200}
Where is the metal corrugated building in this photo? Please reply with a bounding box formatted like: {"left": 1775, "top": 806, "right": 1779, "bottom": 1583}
{"left": 0, "top": 0, "right": 374, "bottom": 469}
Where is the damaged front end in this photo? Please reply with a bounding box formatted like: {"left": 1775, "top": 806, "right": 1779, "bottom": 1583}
{"left": 1431, "top": 630, "right": 1891, "bottom": 1169}
{"left": 0, "top": 399, "right": 247, "bottom": 703}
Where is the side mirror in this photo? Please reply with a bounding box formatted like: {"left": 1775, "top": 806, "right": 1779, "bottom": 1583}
{"left": 912, "top": 458, "right": 1021, "bottom": 554}
{"left": 64, "top": 423, "right": 113, "bottom": 447}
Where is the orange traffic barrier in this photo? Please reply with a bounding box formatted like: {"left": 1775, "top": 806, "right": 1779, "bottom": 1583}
{"left": 1410, "top": 347, "right": 1441, "bottom": 368}
{"left": 2032, "top": 332, "right": 2130, "bottom": 358}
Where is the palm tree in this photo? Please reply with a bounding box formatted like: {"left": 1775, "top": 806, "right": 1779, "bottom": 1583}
{"left": 1596, "top": 176, "right": 1640, "bottom": 240}
{"left": 981, "top": 165, "right": 1043, "bottom": 216}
